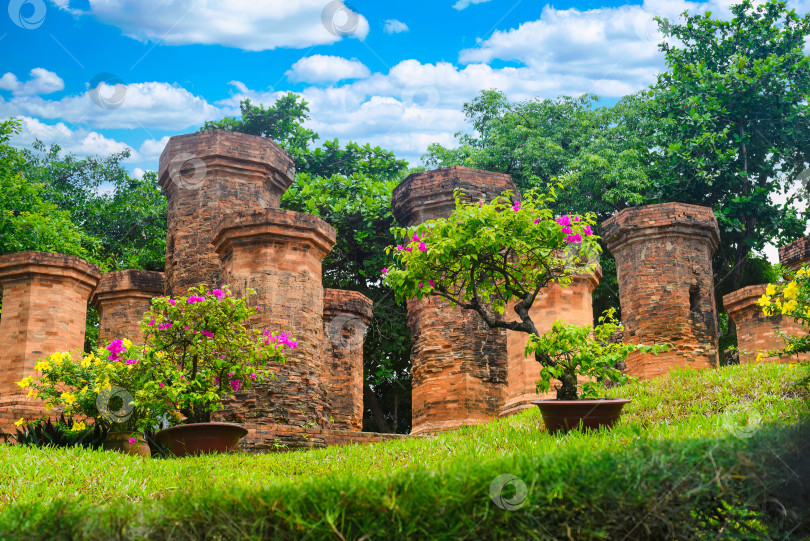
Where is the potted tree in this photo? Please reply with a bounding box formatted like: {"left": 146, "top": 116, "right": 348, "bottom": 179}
{"left": 137, "top": 285, "right": 295, "bottom": 456}
{"left": 383, "top": 188, "right": 666, "bottom": 433}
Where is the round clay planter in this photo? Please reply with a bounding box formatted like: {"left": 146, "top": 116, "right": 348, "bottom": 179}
{"left": 155, "top": 422, "right": 248, "bottom": 457}
{"left": 102, "top": 432, "right": 151, "bottom": 457}
{"left": 532, "top": 398, "right": 631, "bottom": 434}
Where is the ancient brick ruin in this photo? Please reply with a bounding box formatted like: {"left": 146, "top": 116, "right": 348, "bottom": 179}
{"left": 0, "top": 129, "right": 806, "bottom": 439}
{"left": 602, "top": 203, "right": 721, "bottom": 379}
{"left": 723, "top": 236, "right": 810, "bottom": 363}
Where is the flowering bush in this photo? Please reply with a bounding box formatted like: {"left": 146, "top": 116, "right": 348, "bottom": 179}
{"left": 384, "top": 187, "right": 603, "bottom": 399}
{"left": 17, "top": 284, "right": 295, "bottom": 433}
{"left": 527, "top": 308, "right": 669, "bottom": 399}
{"left": 757, "top": 265, "right": 810, "bottom": 358}
{"left": 136, "top": 285, "right": 295, "bottom": 424}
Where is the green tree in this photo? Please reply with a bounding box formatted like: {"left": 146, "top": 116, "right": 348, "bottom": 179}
{"left": 651, "top": 0, "right": 810, "bottom": 293}
{"left": 203, "top": 95, "right": 413, "bottom": 433}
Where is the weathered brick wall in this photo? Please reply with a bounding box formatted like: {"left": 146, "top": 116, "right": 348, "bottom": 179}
{"left": 322, "top": 288, "right": 373, "bottom": 431}
{"left": 501, "top": 267, "right": 601, "bottom": 416}
{"left": 0, "top": 252, "right": 100, "bottom": 433}
{"left": 213, "top": 209, "right": 336, "bottom": 428}
{"left": 91, "top": 270, "right": 165, "bottom": 346}
{"left": 724, "top": 285, "right": 808, "bottom": 363}
{"left": 602, "top": 203, "right": 721, "bottom": 379}
{"left": 158, "top": 129, "right": 294, "bottom": 296}
{"left": 391, "top": 167, "right": 517, "bottom": 435}
{"left": 779, "top": 237, "right": 810, "bottom": 270}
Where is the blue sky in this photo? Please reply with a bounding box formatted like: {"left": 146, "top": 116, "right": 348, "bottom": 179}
{"left": 2, "top": 0, "right": 809, "bottom": 180}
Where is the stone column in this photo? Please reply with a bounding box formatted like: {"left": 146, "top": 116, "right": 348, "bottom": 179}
{"left": 779, "top": 237, "right": 810, "bottom": 270}
{"left": 213, "top": 209, "right": 336, "bottom": 428}
{"left": 158, "top": 129, "right": 295, "bottom": 296}
{"left": 723, "top": 285, "right": 808, "bottom": 363}
{"left": 0, "top": 252, "right": 100, "bottom": 433}
{"left": 322, "top": 288, "right": 373, "bottom": 431}
{"left": 501, "top": 266, "right": 601, "bottom": 416}
{"left": 91, "top": 270, "right": 165, "bottom": 346}
{"left": 391, "top": 166, "right": 517, "bottom": 435}
{"left": 602, "top": 203, "right": 721, "bottom": 379}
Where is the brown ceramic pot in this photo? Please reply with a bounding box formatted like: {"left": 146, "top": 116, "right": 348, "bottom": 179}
{"left": 532, "top": 398, "right": 631, "bottom": 434}
{"left": 102, "top": 432, "right": 151, "bottom": 457}
{"left": 155, "top": 422, "right": 248, "bottom": 457}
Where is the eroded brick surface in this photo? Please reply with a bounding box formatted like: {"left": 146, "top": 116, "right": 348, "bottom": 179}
{"left": 91, "top": 270, "right": 165, "bottom": 345}
{"left": 602, "top": 203, "right": 720, "bottom": 379}
{"left": 501, "top": 268, "right": 601, "bottom": 416}
{"left": 723, "top": 285, "right": 808, "bottom": 363}
{"left": 323, "top": 288, "right": 373, "bottom": 431}
{"left": 779, "top": 237, "right": 810, "bottom": 270}
{"left": 0, "top": 252, "right": 100, "bottom": 433}
{"left": 158, "top": 129, "right": 294, "bottom": 296}
{"left": 239, "top": 422, "right": 407, "bottom": 453}
{"left": 213, "top": 209, "right": 336, "bottom": 428}
{"left": 392, "top": 167, "right": 517, "bottom": 435}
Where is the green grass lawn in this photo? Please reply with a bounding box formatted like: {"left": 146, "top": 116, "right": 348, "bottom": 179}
{"left": 0, "top": 362, "right": 808, "bottom": 540}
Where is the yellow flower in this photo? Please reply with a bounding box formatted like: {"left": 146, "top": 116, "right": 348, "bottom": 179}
{"left": 79, "top": 386, "right": 89, "bottom": 395}
{"left": 27, "top": 390, "right": 37, "bottom": 398}
{"left": 15, "top": 376, "right": 32, "bottom": 389}
{"left": 34, "top": 360, "right": 51, "bottom": 371}
{"left": 783, "top": 281, "right": 799, "bottom": 300}
{"left": 123, "top": 338, "right": 133, "bottom": 350}
{"left": 755, "top": 352, "right": 764, "bottom": 363}
{"left": 766, "top": 283, "right": 777, "bottom": 296}
{"left": 14, "top": 418, "right": 25, "bottom": 427}
{"left": 757, "top": 294, "right": 771, "bottom": 307}
{"left": 60, "top": 392, "right": 76, "bottom": 406}
{"left": 783, "top": 299, "right": 798, "bottom": 315}
{"left": 45, "top": 402, "right": 54, "bottom": 411}
{"left": 70, "top": 421, "right": 86, "bottom": 432}
{"left": 797, "top": 268, "right": 807, "bottom": 277}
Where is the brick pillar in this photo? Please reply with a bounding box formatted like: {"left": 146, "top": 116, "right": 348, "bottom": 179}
{"left": 213, "top": 209, "right": 336, "bottom": 428}
{"left": 723, "top": 285, "right": 808, "bottom": 363}
{"left": 91, "top": 270, "right": 165, "bottom": 346}
{"left": 391, "top": 166, "right": 517, "bottom": 435}
{"left": 322, "top": 288, "right": 373, "bottom": 431}
{"left": 602, "top": 203, "right": 721, "bottom": 379}
{"left": 779, "top": 237, "right": 810, "bottom": 270}
{"left": 501, "top": 266, "right": 601, "bottom": 416}
{"left": 158, "top": 129, "right": 295, "bottom": 297}
{"left": 0, "top": 252, "right": 100, "bottom": 433}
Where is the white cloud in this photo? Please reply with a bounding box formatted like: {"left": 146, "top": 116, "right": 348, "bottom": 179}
{"left": 10, "top": 116, "right": 136, "bottom": 157}
{"left": 0, "top": 69, "right": 64, "bottom": 96}
{"left": 138, "top": 136, "right": 171, "bottom": 160}
{"left": 132, "top": 167, "right": 146, "bottom": 179}
{"left": 286, "top": 55, "right": 371, "bottom": 83}
{"left": 383, "top": 19, "right": 408, "bottom": 34}
{"left": 60, "top": 0, "right": 369, "bottom": 51}
{"left": 0, "top": 81, "right": 219, "bottom": 131}
{"left": 452, "top": 0, "right": 492, "bottom": 10}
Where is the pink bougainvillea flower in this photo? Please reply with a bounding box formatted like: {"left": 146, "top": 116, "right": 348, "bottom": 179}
{"left": 573, "top": 216, "right": 581, "bottom": 222}
{"left": 396, "top": 244, "right": 404, "bottom": 250}
{"left": 556, "top": 215, "right": 572, "bottom": 227}
{"left": 381, "top": 268, "right": 389, "bottom": 275}
{"left": 412, "top": 233, "right": 420, "bottom": 242}
{"left": 168, "top": 299, "right": 177, "bottom": 306}
{"left": 429, "top": 279, "right": 435, "bottom": 287}
{"left": 212, "top": 288, "right": 226, "bottom": 300}
{"left": 533, "top": 218, "right": 541, "bottom": 224}
{"left": 512, "top": 200, "right": 520, "bottom": 212}
{"left": 405, "top": 246, "right": 412, "bottom": 252}
{"left": 230, "top": 379, "right": 242, "bottom": 391}
{"left": 106, "top": 339, "right": 126, "bottom": 361}
{"left": 583, "top": 225, "right": 593, "bottom": 236}
{"left": 561, "top": 226, "right": 573, "bottom": 234}
{"left": 256, "top": 306, "right": 262, "bottom": 311}
{"left": 250, "top": 372, "right": 257, "bottom": 379}
{"left": 419, "top": 282, "right": 423, "bottom": 288}
{"left": 148, "top": 319, "right": 156, "bottom": 326}
{"left": 418, "top": 242, "right": 427, "bottom": 252}
{"left": 128, "top": 437, "right": 136, "bottom": 445}
{"left": 478, "top": 200, "right": 483, "bottom": 207}
{"left": 201, "top": 330, "right": 214, "bottom": 338}
{"left": 159, "top": 382, "right": 165, "bottom": 388}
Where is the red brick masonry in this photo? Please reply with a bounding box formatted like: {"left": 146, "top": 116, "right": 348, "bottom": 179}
{"left": 159, "top": 129, "right": 295, "bottom": 296}
{"left": 213, "top": 209, "right": 337, "bottom": 429}
{"left": 323, "top": 288, "right": 373, "bottom": 431}
{"left": 602, "top": 203, "right": 721, "bottom": 379}
{"left": 392, "top": 167, "right": 518, "bottom": 435}
{"left": 91, "top": 270, "right": 165, "bottom": 345}
{"left": 724, "top": 285, "right": 808, "bottom": 363}
{"left": 779, "top": 237, "right": 810, "bottom": 270}
{"left": 0, "top": 252, "right": 100, "bottom": 434}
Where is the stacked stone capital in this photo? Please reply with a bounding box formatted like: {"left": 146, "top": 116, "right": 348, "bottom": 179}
{"left": 213, "top": 209, "right": 336, "bottom": 428}
{"left": 158, "top": 129, "right": 295, "bottom": 296}
{"left": 0, "top": 252, "right": 100, "bottom": 433}
{"left": 779, "top": 237, "right": 810, "bottom": 270}
{"left": 323, "top": 288, "right": 373, "bottom": 431}
{"left": 91, "top": 270, "right": 165, "bottom": 346}
{"left": 723, "top": 285, "right": 808, "bottom": 363}
{"left": 602, "top": 203, "right": 721, "bottom": 379}
{"left": 392, "top": 166, "right": 517, "bottom": 435}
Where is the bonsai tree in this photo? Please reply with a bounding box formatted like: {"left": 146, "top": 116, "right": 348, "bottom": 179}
{"left": 136, "top": 285, "right": 296, "bottom": 425}
{"left": 757, "top": 264, "right": 810, "bottom": 358}
{"left": 527, "top": 308, "right": 668, "bottom": 399}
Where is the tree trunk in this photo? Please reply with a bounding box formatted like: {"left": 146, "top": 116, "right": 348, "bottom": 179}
{"left": 556, "top": 371, "right": 579, "bottom": 400}
{"left": 363, "top": 384, "right": 393, "bottom": 433}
